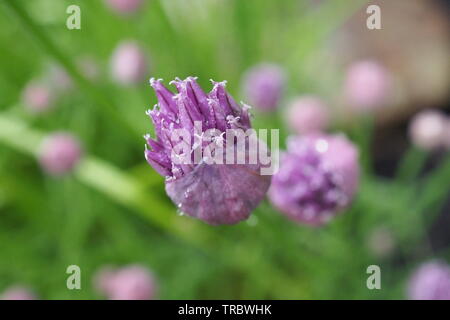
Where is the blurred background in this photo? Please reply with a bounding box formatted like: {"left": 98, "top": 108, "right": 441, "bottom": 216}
{"left": 0, "top": 0, "right": 449, "bottom": 299}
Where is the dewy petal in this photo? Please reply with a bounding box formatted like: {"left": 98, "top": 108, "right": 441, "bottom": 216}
{"left": 166, "top": 162, "right": 271, "bottom": 225}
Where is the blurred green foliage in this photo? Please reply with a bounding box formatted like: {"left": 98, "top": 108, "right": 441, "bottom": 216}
{"left": 0, "top": 0, "right": 449, "bottom": 299}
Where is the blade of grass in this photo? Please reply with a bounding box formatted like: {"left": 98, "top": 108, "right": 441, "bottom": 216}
{"left": 2, "top": 0, "right": 139, "bottom": 141}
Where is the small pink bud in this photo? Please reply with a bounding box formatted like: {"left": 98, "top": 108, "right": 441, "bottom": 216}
{"left": 94, "top": 265, "right": 156, "bottom": 300}
{"left": 105, "top": 0, "right": 143, "bottom": 15}
{"left": 344, "top": 60, "right": 390, "bottom": 111}
{"left": 285, "top": 95, "right": 330, "bottom": 134}
{"left": 407, "top": 261, "right": 450, "bottom": 300}
{"left": 242, "top": 63, "right": 285, "bottom": 111}
{"left": 1, "top": 286, "right": 36, "bottom": 300}
{"left": 409, "top": 110, "right": 448, "bottom": 151}
{"left": 22, "top": 82, "right": 53, "bottom": 113}
{"left": 110, "top": 41, "right": 149, "bottom": 85}
{"left": 39, "top": 133, "right": 83, "bottom": 176}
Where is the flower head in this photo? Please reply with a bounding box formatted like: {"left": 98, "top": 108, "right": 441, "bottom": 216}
{"left": 1, "top": 286, "right": 36, "bottom": 300}
{"left": 285, "top": 95, "right": 330, "bottom": 135}
{"left": 22, "top": 81, "right": 53, "bottom": 113}
{"left": 242, "top": 63, "right": 285, "bottom": 111}
{"left": 39, "top": 132, "right": 82, "bottom": 176}
{"left": 268, "top": 133, "right": 359, "bottom": 226}
{"left": 105, "top": 0, "right": 143, "bottom": 15}
{"left": 145, "top": 77, "right": 271, "bottom": 225}
{"left": 110, "top": 41, "right": 148, "bottom": 85}
{"left": 345, "top": 60, "right": 390, "bottom": 111}
{"left": 407, "top": 261, "right": 450, "bottom": 300}
{"left": 94, "top": 265, "right": 156, "bottom": 300}
{"left": 409, "top": 109, "right": 448, "bottom": 151}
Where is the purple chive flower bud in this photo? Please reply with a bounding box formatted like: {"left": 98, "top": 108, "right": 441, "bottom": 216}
{"left": 268, "top": 134, "right": 359, "bottom": 226}
{"left": 145, "top": 77, "right": 271, "bottom": 225}
{"left": 1, "top": 286, "right": 36, "bottom": 300}
{"left": 407, "top": 261, "right": 450, "bottom": 300}
{"left": 105, "top": 0, "right": 143, "bottom": 15}
{"left": 110, "top": 41, "right": 148, "bottom": 85}
{"left": 22, "top": 81, "right": 53, "bottom": 113}
{"left": 39, "top": 132, "right": 82, "bottom": 176}
{"left": 285, "top": 95, "right": 330, "bottom": 135}
{"left": 409, "top": 109, "right": 448, "bottom": 151}
{"left": 344, "top": 60, "right": 390, "bottom": 111}
{"left": 94, "top": 265, "right": 156, "bottom": 300}
{"left": 242, "top": 63, "right": 285, "bottom": 111}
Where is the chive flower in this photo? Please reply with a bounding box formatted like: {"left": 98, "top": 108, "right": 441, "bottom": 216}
{"left": 242, "top": 63, "right": 285, "bottom": 111}
{"left": 94, "top": 265, "right": 156, "bottom": 300}
{"left": 145, "top": 77, "right": 271, "bottom": 225}
{"left": 285, "top": 95, "right": 330, "bottom": 135}
{"left": 39, "top": 132, "right": 82, "bottom": 176}
{"left": 268, "top": 133, "right": 359, "bottom": 226}
{"left": 407, "top": 261, "right": 450, "bottom": 300}
{"left": 1, "top": 286, "right": 36, "bottom": 300}
{"left": 409, "top": 109, "right": 449, "bottom": 151}
{"left": 110, "top": 41, "right": 148, "bottom": 85}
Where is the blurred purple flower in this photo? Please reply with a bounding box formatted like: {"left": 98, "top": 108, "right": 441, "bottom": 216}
{"left": 242, "top": 63, "right": 285, "bottom": 111}
{"left": 39, "top": 132, "right": 82, "bottom": 176}
{"left": 408, "top": 261, "right": 450, "bottom": 300}
{"left": 94, "top": 265, "right": 156, "bottom": 300}
{"left": 1, "top": 286, "right": 36, "bottom": 300}
{"left": 145, "top": 77, "right": 271, "bottom": 225}
{"left": 344, "top": 60, "right": 390, "bottom": 111}
{"left": 22, "top": 81, "right": 53, "bottom": 113}
{"left": 268, "top": 134, "right": 359, "bottom": 226}
{"left": 409, "top": 109, "right": 448, "bottom": 151}
{"left": 285, "top": 95, "right": 330, "bottom": 135}
{"left": 110, "top": 41, "right": 148, "bottom": 85}
{"left": 105, "top": 0, "right": 143, "bottom": 14}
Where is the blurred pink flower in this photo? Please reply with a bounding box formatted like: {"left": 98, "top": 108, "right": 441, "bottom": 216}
{"left": 242, "top": 63, "right": 285, "bottom": 111}
{"left": 105, "top": 0, "right": 143, "bottom": 14}
{"left": 344, "top": 60, "right": 390, "bottom": 111}
{"left": 285, "top": 95, "right": 330, "bottom": 135}
{"left": 269, "top": 133, "right": 359, "bottom": 226}
{"left": 409, "top": 109, "right": 448, "bottom": 151}
{"left": 39, "top": 133, "right": 83, "bottom": 176}
{"left": 408, "top": 261, "right": 450, "bottom": 300}
{"left": 22, "top": 82, "right": 53, "bottom": 113}
{"left": 1, "top": 286, "right": 36, "bottom": 300}
{"left": 110, "top": 41, "right": 148, "bottom": 85}
{"left": 94, "top": 265, "right": 156, "bottom": 300}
